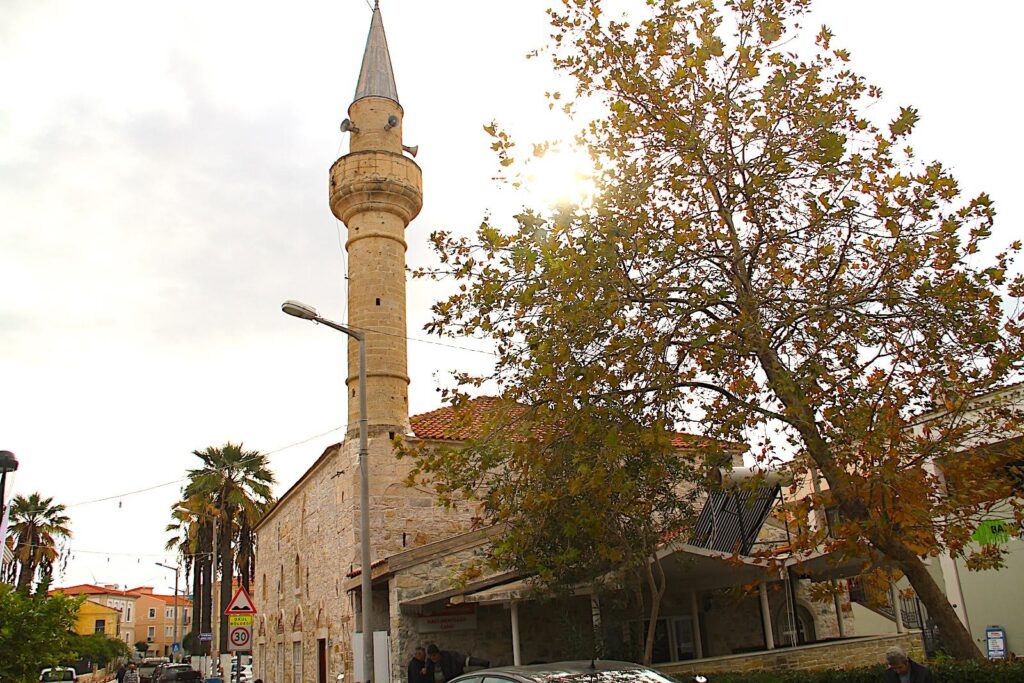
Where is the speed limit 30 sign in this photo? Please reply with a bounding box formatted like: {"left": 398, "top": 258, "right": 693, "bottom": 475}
{"left": 228, "top": 624, "right": 252, "bottom": 651}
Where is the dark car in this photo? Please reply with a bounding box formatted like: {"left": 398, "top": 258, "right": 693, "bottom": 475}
{"left": 139, "top": 658, "right": 169, "bottom": 683}
{"left": 152, "top": 664, "right": 202, "bottom": 682}
{"left": 448, "top": 660, "right": 705, "bottom": 683}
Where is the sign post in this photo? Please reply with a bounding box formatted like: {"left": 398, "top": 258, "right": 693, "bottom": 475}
{"left": 986, "top": 625, "right": 1007, "bottom": 660}
{"left": 224, "top": 586, "right": 257, "bottom": 682}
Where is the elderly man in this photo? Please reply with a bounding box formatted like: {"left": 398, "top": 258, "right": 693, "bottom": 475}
{"left": 883, "top": 647, "right": 934, "bottom": 683}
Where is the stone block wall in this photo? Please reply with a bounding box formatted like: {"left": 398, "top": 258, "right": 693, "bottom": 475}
{"left": 658, "top": 631, "right": 925, "bottom": 676}
{"left": 255, "top": 434, "right": 478, "bottom": 683}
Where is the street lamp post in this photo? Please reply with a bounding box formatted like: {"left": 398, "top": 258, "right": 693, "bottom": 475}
{"left": 156, "top": 562, "right": 181, "bottom": 661}
{"left": 282, "top": 299, "right": 374, "bottom": 683}
{"left": 0, "top": 451, "right": 19, "bottom": 555}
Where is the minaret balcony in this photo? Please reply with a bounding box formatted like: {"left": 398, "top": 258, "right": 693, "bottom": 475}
{"left": 329, "top": 150, "right": 423, "bottom": 225}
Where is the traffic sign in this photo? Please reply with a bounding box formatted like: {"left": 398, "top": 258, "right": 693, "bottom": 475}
{"left": 228, "top": 614, "right": 253, "bottom": 627}
{"left": 224, "top": 585, "right": 257, "bottom": 615}
{"left": 199, "top": 632, "right": 213, "bottom": 642}
{"left": 228, "top": 624, "right": 252, "bottom": 651}
{"left": 171, "top": 643, "right": 181, "bottom": 653}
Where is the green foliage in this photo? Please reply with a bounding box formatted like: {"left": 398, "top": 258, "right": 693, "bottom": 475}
{"left": 8, "top": 492, "right": 72, "bottom": 592}
{"left": 135, "top": 640, "right": 150, "bottom": 653}
{"left": 69, "top": 632, "right": 130, "bottom": 667}
{"left": 702, "top": 659, "right": 1024, "bottom": 683}
{"left": 416, "top": 0, "right": 1024, "bottom": 660}
{"left": 0, "top": 583, "right": 81, "bottom": 682}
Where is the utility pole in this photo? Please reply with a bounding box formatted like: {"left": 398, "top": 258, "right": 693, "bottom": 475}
{"left": 155, "top": 562, "right": 180, "bottom": 661}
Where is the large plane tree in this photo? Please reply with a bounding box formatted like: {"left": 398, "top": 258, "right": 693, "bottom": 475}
{"left": 415, "top": 0, "right": 1024, "bottom": 660}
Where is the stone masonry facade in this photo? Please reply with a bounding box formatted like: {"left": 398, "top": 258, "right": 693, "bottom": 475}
{"left": 659, "top": 631, "right": 925, "bottom": 675}
{"left": 254, "top": 434, "right": 478, "bottom": 683}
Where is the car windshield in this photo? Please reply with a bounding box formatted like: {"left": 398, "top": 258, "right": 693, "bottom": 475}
{"left": 546, "top": 672, "right": 678, "bottom": 683}
{"left": 41, "top": 671, "right": 74, "bottom": 681}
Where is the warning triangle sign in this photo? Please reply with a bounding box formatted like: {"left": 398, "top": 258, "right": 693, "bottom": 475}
{"left": 224, "top": 586, "right": 257, "bottom": 615}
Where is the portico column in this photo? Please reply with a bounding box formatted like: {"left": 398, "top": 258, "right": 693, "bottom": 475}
{"left": 510, "top": 601, "right": 522, "bottom": 665}
{"left": 759, "top": 582, "right": 775, "bottom": 650}
{"left": 832, "top": 582, "right": 846, "bottom": 638}
{"left": 689, "top": 591, "right": 703, "bottom": 659}
{"left": 890, "top": 582, "right": 905, "bottom": 634}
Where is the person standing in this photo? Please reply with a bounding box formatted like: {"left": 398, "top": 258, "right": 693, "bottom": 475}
{"left": 427, "top": 644, "right": 471, "bottom": 683}
{"left": 116, "top": 662, "right": 127, "bottom": 683}
{"left": 122, "top": 662, "right": 141, "bottom": 683}
{"left": 408, "top": 646, "right": 430, "bottom": 683}
{"left": 883, "top": 647, "right": 934, "bottom": 683}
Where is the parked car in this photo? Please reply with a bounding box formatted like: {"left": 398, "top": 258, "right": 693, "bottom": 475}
{"left": 152, "top": 663, "right": 202, "bottom": 682}
{"left": 449, "top": 661, "right": 704, "bottom": 683}
{"left": 39, "top": 668, "right": 77, "bottom": 682}
{"left": 139, "top": 657, "right": 170, "bottom": 683}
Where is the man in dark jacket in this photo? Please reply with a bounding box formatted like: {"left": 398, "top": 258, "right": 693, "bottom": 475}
{"left": 408, "top": 646, "right": 430, "bottom": 683}
{"left": 883, "top": 647, "right": 934, "bottom": 683}
{"left": 425, "top": 644, "right": 464, "bottom": 683}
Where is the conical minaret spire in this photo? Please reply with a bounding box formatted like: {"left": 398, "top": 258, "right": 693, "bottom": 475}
{"left": 353, "top": 2, "right": 399, "bottom": 104}
{"left": 330, "top": 3, "right": 422, "bottom": 434}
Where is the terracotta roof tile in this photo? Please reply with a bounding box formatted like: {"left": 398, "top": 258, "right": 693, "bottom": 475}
{"left": 409, "top": 396, "right": 719, "bottom": 449}
{"left": 51, "top": 583, "right": 143, "bottom": 598}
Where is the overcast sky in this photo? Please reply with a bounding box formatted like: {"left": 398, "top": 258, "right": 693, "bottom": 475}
{"left": 2, "top": 0, "right": 1021, "bottom": 593}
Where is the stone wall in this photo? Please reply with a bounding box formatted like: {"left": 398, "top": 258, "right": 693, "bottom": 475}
{"left": 254, "top": 434, "right": 478, "bottom": 683}
{"left": 658, "top": 631, "right": 925, "bottom": 675}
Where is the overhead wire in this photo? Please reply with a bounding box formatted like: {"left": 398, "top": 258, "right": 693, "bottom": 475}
{"left": 8, "top": 425, "right": 348, "bottom": 516}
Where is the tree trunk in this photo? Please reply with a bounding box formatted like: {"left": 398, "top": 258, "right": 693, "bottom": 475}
{"left": 191, "top": 552, "right": 202, "bottom": 654}
{"left": 218, "top": 505, "right": 234, "bottom": 655}
{"left": 15, "top": 533, "right": 36, "bottom": 593}
{"left": 878, "top": 537, "right": 983, "bottom": 660}
{"left": 642, "top": 557, "right": 667, "bottom": 666}
{"left": 750, "top": 341, "right": 984, "bottom": 660}
{"left": 200, "top": 521, "right": 213, "bottom": 657}
{"left": 239, "top": 516, "right": 252, "bottom": 595}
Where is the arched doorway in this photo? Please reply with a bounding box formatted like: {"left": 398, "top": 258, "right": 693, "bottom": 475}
{"left": 774, "top": 603, "right": 817, "bottom": 646}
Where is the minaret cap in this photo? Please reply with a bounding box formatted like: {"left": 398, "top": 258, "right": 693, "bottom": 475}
{"left": 353, "top": 2, "right": 399, "bottom": 105}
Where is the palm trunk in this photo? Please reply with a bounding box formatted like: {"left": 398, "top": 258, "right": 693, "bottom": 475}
{"left": 218, "top": 505, "right": 234, "bottom": 654}
{"left": 239, "top": 516, "right": 252, "bottom": 595}
{"left": 200, "top": 521, "right": 213, "bottom": 657}
{"left": 191, "top": 552, "right": 202, "bottom": 654}
{"left": 15, "top": 559, "right": 33, "bottom": 592}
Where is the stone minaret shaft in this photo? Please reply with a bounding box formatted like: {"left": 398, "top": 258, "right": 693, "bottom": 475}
{"left": 329, "top": 5, "right": 422, "bottom": 435}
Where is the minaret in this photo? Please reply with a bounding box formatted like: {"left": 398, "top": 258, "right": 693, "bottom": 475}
{"left": 330, "top": 3, "right": 422, "bottom": 435}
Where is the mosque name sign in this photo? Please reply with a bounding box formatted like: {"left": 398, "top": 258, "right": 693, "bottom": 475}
{"left": 416, "top": 604, "right": 477, "bottom": 633}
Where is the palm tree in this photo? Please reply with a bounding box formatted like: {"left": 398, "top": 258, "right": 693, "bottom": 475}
{"left": 166, "top": 496, "right": 217, "bottom": 654}
{"left": 183, "top": 442, "right": 274, "bottom": 655}
{"left": 9, "top": 492, "right": 72, "bottom": 592}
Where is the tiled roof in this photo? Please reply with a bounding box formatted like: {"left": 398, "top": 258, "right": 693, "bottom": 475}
{"left": 127, "top": 588, "right": 193, "bottom": 606}
{"left": 409, "top": 396, "right": 720, "bottom": 449}
{"left": 51, "top": 583, "right": 142, "bottom": 598}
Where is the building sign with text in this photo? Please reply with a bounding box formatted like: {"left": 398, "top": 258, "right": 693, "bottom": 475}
{"left": 416, "top": 604, "right": 477, "bottom": 633}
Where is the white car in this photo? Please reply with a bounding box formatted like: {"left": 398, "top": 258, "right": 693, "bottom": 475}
{"left": 39, "top": 668, "right": 77, "bottom": 682}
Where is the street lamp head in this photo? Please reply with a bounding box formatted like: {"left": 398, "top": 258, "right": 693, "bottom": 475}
{"left": 282, "top": 300, "right": 319, "bottom": 320}
{"left": 0, "top": 451, "right": 18, "bottom": 474}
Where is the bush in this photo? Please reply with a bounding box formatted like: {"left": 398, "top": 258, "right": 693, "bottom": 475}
{"left": 700, "top": 660, "right": 1024, "bottom": 683}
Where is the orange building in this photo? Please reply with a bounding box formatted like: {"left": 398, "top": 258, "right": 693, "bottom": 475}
{"left": 129, "top": 586, "right": 193, "bottom": 657}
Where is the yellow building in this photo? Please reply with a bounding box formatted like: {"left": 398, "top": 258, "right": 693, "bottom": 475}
{"left": 74, "top": 598, "right": 121, "bottom": 637}
{"left": 51, "top": 583, "right": 139, "bottom": 645}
